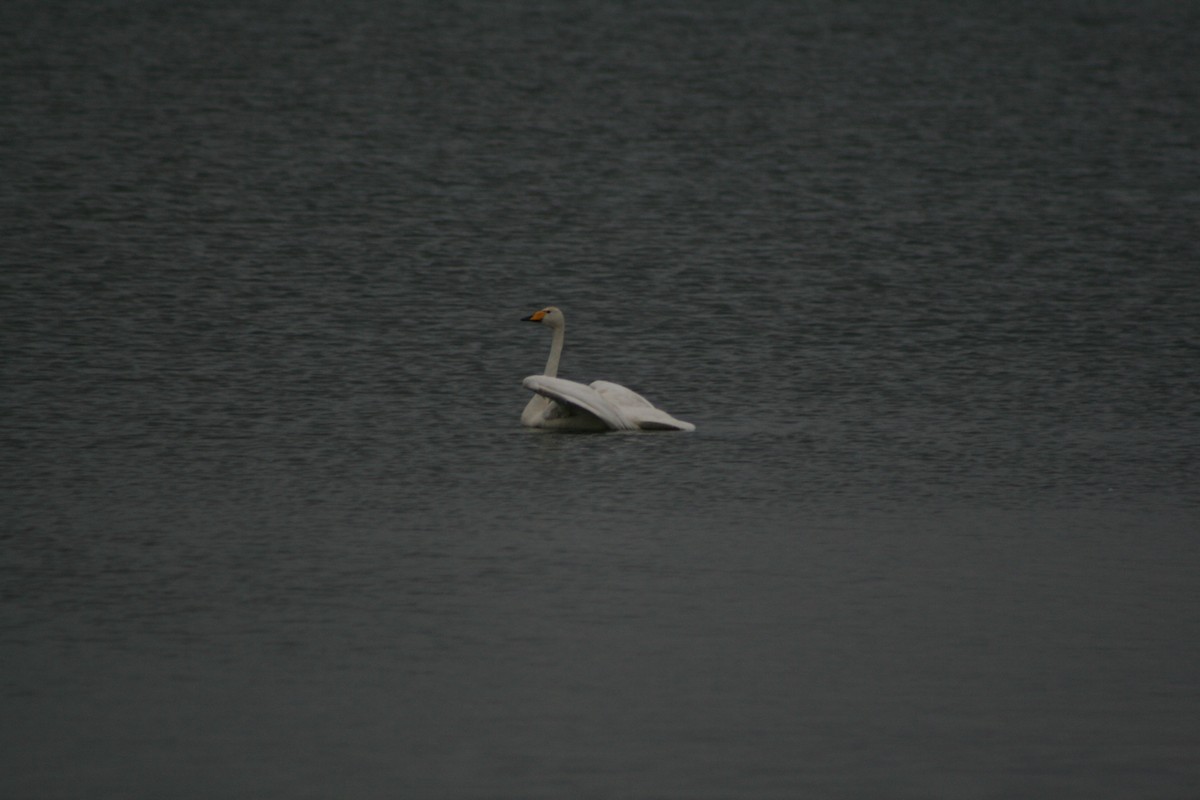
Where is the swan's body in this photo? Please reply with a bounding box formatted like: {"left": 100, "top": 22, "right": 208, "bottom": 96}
{"left": 520, "top": 306, "right": 695, "bottom": 432}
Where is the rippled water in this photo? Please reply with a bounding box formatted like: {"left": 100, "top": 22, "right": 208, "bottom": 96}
{"left": 3, "top": 1, "right": 1199, "bottom": 797}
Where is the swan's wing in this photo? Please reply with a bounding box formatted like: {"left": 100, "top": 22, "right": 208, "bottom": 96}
{"left": 590, "top": 381, "right": 697, "bottom": 432}
{"left": 523, "top": 376, "right": 636, "bottom": 431}
{"left": 589, "top": 381, "right": 655, "bottom": 409}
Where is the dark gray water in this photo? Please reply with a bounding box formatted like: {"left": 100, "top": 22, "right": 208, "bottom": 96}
{"left": 4, "top": 1, "right": 1199, "bottom": 797}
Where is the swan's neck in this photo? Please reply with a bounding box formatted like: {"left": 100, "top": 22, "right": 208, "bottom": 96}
{"left": 544, "top": 325, "right": 564, "bottom": 377}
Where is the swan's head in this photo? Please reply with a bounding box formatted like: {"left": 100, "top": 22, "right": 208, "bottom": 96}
{"left": 521, "top": 306, "right": 564, "bottom": 330}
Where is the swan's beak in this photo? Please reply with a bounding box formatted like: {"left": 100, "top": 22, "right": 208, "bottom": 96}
{"left": 522, "top": 310, "right": 547, "bottom": 322}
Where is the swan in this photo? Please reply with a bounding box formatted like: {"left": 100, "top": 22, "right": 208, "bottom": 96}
{"left": 520, "top": 306, "right": 696, "bottom": 432}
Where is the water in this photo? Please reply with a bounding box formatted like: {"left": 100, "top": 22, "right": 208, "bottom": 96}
{"left": 3, "top": 1, "right": 1199, "bottom": 797}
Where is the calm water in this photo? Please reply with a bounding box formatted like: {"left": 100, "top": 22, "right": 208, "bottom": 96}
{"left": 3, "top": 0, "right": 1199, "bottom": 797}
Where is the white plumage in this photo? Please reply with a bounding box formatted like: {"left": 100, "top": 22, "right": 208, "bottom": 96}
{"left": 519, "top": 306, "right": 695, "bottom": 432}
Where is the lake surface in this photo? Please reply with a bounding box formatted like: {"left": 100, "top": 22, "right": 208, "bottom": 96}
{"left": 3, "top": 1, "right": 1199, "bottom": 797}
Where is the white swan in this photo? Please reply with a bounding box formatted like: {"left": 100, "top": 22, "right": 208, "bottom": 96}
{"left": 520, "top": 306, "right": 696, "bottom": 432}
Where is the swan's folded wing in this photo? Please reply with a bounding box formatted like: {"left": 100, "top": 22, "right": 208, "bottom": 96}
{"left": 522, "top": 376, "right": 636, "bottom": 430}
{"left": 588, "top": 381, "right": 655, "bottom": 409}
{"left": 627, "top": 407, "right": 697, "bottom": 432}
{"left": 591, "top": 381, "right": 697, "bottom": 432}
